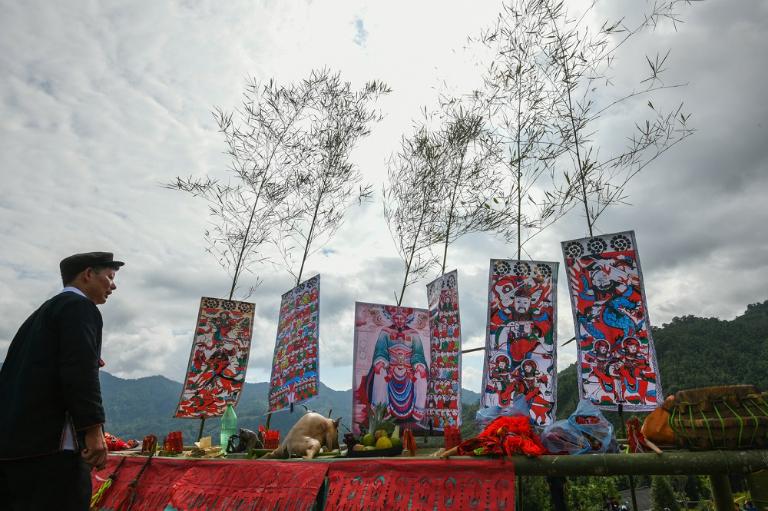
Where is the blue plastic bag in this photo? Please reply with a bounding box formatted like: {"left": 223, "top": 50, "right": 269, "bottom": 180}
{"left": 475, "top": 394, "right": 530, "bottom": 435}
{"left": 540, "top": 400, "right": 618, "bottom": 454}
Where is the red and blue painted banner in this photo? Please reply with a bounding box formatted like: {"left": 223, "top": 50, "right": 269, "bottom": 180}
{"left": 352, "top": 302, "right": 431, "bottom": 435}
{"left": 268, "top": 275, "right": 320, "bottom": 413}
{"left": 424, "top": 270, "right": 462, "bottom": 432}
{"left": 174, "top": 297, "right": 255, "bottom": 418}
{"left": 481, "top": 259, "right": 558, "bottom": 425}
{"left": 562, "top": 231, "right": 663, "bottom": 411}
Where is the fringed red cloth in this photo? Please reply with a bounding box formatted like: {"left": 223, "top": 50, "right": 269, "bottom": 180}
{"left": 91, "top": 457, "right": 328, "bottom": 511}
{"left": 325, "top": 459, "right": 515, "bottom": 511}
{"left": 169, "top": 460, "right": 327, "bottom": 511}
{"left": 91, "top": 457, "right": 188, "bottom": 510}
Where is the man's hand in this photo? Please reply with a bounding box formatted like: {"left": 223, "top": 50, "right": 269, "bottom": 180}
{"left": 413, "top": 365, "right": 427, "bottom": 379}
{"left": 81, "top": 425, "right": 108, "bottom": 471}
{"left": 374, "top": 361, "right": 386, "bottom": 374}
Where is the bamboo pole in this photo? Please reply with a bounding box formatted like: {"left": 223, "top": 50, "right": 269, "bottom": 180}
{"left": 746, "top": 470, "right": 768, "bottom": 511}
{"left": 505, "top": 450, "right": 768, "bottom": 476}
{"left": 709, "top": 474, "right": 734, "bottom": 511}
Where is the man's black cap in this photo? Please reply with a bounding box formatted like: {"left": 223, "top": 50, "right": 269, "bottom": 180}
{"left": 60, "top": 252, "right": 125, "bottom": 281}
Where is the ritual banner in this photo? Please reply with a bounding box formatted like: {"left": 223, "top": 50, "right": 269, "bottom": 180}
{"left": 268, "top": 275, "right": 320, "bottom": 413}
{"left": 562, "top": 230, "right": 662, "bottom": 411}
{"left": 424, "top": 270, "right": 462, "bottom": 432}
{"left": 481, "top": 259, "right": 558, "bottom": 425}
{"left": 174, "top": 298, "right": 254, "bottom": 418}
{"left": 352, "top": 302, "right": 431, "bottom": 434}
{"left": 325, "top": 459, "right": 515, "bottom": 511}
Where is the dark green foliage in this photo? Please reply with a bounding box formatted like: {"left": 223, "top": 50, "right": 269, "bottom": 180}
{"left": 652, "top": 300, "right": 768, "bottom": 396}
{"left": 518, "top": 476, "right": 551, "bottom": 511}
{"left": 651, "top": 476, "right": 681, "bottom": 511}
{"left": 556, "top": 301, "right": 768, "bottom": 429}
{"left": 460, "top": 399, "right": 480, "bottom": 440}
{"left": 566, "top": 476, "right": 621, "bottom": 511}
{"left": 555, "top": 362, "right": 579, "bottom": 419}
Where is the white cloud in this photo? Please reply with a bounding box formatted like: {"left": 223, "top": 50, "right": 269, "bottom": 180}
{"left": 1, "top": 0, "right": 766, "bottom": 399}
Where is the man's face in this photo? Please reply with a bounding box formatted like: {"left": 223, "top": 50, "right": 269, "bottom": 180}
{"left": 84, "top": 267, "right": 117, "bottom": 305}
{"left": 392, "top": 314, "right": 407, "bottom": 330}
{"left": 626, "top": 342, "right": 637, "bottom": 354}
{"left": 596, "top": 342, "right": 608, "bottom": 355}
{"left": 514, "top": 296, "right": 531, "bottom": 314}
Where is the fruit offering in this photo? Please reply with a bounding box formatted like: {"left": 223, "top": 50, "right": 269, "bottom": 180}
{"left": 343, "top": 432, "right": 361, "bottom": 449}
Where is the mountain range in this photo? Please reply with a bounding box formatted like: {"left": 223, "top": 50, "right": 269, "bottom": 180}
{"left": 99, "top": 372, "right": 482, "bottom": 443}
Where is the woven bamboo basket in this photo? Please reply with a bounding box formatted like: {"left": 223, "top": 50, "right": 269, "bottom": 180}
{"left": 664, "top": 385, "right": 768, "bottom": 450}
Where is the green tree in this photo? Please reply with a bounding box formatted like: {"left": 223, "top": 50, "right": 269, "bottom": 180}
{"left": 279, "top": 70, "right": 390, "bottom": 285}
{"left": 475, "top": 0, "right": 570, "bottom": 259}
{"left": 652, "top": 475, "right": 681, "bottom": 511}
{"left": 383, "top": 124, "right": 444, "bottom": 304}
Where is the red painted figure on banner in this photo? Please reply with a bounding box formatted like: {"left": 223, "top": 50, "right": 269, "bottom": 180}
{"left": 582, "top": 338, "right": 618, "bottom": 397}
{"left": 490, "top": 281, "right": 551, "bottom": 363}
{"left": 513, "top": 360, "right": 552, "bottom": 424}
{"left": 615, "top": 337, "right": 656, "bottom": 404}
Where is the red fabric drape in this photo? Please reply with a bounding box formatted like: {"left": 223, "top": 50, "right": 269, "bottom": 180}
{"left": 91, "top": 457, "right": 188, "bottom": 510}
{"left": 91, "top": 457, "right": 328, "bottom": 511}
{"left": 324, "top": 459, "right": 515, "bottom": 511}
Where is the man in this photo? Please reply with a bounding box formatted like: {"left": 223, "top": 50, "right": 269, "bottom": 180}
{"left": 0, "top": 251, "right": 124, "bottom": 510}
{"left": 365, "top": 307, "right": 428, "bottom": 427}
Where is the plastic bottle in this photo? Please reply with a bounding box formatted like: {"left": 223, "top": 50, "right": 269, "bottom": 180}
{"left": 220, "top": 403, "right": 238, "bottom": 454}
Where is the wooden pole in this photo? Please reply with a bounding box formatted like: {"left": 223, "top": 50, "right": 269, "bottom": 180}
{"left": 197, "top": 418, "right": 205, "bottom": 442}
{"left": 618, "top": 403, "right": 640, "bottom": 511}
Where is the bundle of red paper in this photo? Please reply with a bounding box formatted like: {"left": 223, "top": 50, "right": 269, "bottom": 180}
{"left": 452, "top": 415, "right": 546, "bottom": 458}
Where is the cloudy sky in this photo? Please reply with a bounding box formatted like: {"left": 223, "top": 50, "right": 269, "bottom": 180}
{"left": 1, "top": 0, "right": 766, "bottom": 394}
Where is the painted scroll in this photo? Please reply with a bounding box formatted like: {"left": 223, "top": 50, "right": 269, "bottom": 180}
{"left": 268, "top": 275, "right": 320, "bottom": 413}
{"left": 562, "top": 231, "right": 662, "bottom": 410}
{"left": 352, "top": 302, "right": 431, "bottom": 434}
{"left": 174, "top": 297, "right": 255, "bottom": 418}
{"left": 481, "top": 259, "right": 558, "bottom": 425}
{"left": 424, "top": 270, "right": 462, "bottom": 432}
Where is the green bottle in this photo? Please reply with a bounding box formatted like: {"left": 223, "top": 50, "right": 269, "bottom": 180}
{"left": 220, "top": 403, "right": 238, "bottom": 454}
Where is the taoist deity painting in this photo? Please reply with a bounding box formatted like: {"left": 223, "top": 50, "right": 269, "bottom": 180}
{"left": 352, "top": 302, "right": 431, "bottom": 434}
{"left": 424, "top": 270, "right": 462, "bottom": 432}
{"left": 562, "top": 231, "right": 662, "bottom": 411}
{"left": 268, "top": 275, "right": 320, "bottom": 413}
{"left": 481, "top": 259, "right": 558, "bottom": 425}
{"left": 174, "top": 297, "right": 255, "bottom": 418}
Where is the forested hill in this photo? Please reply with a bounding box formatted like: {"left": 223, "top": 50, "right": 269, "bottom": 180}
{"left": 556, "top": 299, "right": 768, "bottom": 419}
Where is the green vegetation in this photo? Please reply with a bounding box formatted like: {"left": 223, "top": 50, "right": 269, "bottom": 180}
{"left": 652, "top": 475, "right": 681, "bottom": 511}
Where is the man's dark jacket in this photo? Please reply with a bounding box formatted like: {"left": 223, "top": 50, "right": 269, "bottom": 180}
{"left": 0, "top": 291, "right": 105, "bottom": 459}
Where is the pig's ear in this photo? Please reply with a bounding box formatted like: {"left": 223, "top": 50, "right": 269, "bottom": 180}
{"left": 333, "top": 417, "right": 342, "bottom": 428}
